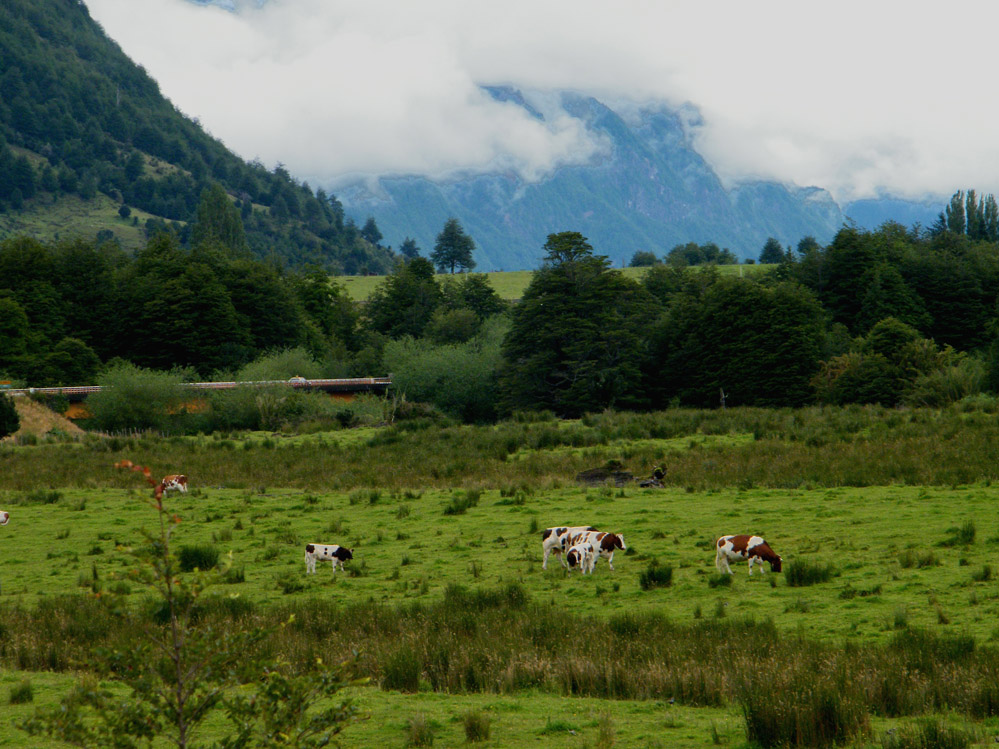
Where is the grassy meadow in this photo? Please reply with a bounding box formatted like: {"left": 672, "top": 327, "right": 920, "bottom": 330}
{"left": 336, "top": 263, "right": 766, "bottom": 301}
{"left": 3, "top": 405, "right": 999, "bottom": 747}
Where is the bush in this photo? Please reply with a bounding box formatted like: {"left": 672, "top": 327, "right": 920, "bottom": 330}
{"left": 85, "top": 362, "right": 186, "bottom": 433}
{"left": 0, "top": 392, "right": 20, "bottom": 438}
{"left": 178, "top": 544, "right": 219, "bottom": 572}
{"left": 234, "top": 347, "right": 325, "bottom": 382}
{"left": 785, "top": 559, "right": 835, "bottom": 587}
{"left": 462, "top": 710, "right": 491, "bottom": 742}
{"left": 9, "top": 679, "right": 33, "bottom": 705}
{"left": 638, "top": 559, "right": 673, "bottom": 590}
{"left": 383, "top": 317, "right": 508, "bottom": 423}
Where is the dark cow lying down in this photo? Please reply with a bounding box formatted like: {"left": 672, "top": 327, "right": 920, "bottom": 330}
{"left": 305, "top": 543, "right": 353, "bottom": 574}
{"left": 715, "top": 534, "right": 782, "bottom": 575}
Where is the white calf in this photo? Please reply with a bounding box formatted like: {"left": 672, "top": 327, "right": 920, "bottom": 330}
{"left": 0, "top": 510, "right": 8, "bottom": 526}
{"left": 305, "top": 543, "right": 353, "bottom": 574}
{"left": 541, "top": 526, "right": 595, "bottom": 569}
{"left": 565, "top": 541, "right": 596, "bottom": 574}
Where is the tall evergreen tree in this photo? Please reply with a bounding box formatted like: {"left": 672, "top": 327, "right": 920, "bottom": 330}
{"left": 190, "top": 182, "right": 247, "bottom": 254}
{"left": 758, "top": 237, "right": 785, "bottom": 264}
{"left": 431, "top": 218, "right": 477, "bottom": 274}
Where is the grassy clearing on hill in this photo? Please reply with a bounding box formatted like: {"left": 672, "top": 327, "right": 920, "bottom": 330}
{"left": 336, "top": 263, "right": 765, "bottom": 301}
{"left": 0, "top": 193, "right": 159, "bottom": 250}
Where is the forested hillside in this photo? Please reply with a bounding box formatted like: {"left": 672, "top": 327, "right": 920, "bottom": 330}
{"left": 0, "top": 0, "right": 393, "bottom": 273}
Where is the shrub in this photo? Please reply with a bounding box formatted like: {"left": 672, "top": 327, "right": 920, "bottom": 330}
{"left": 942, "top": 521, "right": 976, "bottom": 547}
{"left": 462, "top": 710, "right": 491, "bottom": 742}
{"left": 406, "top": 714, "right": 434, "bottom": 747}
{"left": 178, "top": 544, "right": 219, "bottom": 572}
{"left": 638, "top": 559, "right": 673, "bottom": 590}
{"left": 0, "top": 393, "right": 19, "bottom": 438}
{"left": 9, "top": 679, "right": 33, "bottom": 705}
{"left": 785, "top": 559, "right": 835, "bottom": 587}
{"left": 85, "top": 362, "right": 186, "bottom": 433}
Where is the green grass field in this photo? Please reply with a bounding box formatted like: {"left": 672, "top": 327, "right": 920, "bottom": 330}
{"left": 4, "top": 408, "right": 999, "bottom": 747}
{"left": 336, "top": 263, "right": 767, "bottom": 301}
{"left": 2, "top": 483, "right": 997, "bottom": 641}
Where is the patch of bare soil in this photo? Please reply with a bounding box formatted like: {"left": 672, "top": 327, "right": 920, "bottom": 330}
{"left": 2, "top": 396, "right": 85, "bottom": 443}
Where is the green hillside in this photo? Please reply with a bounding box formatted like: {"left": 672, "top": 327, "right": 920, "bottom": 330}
{"left": 0, "top": 0, "right": 393, "bottom": 273}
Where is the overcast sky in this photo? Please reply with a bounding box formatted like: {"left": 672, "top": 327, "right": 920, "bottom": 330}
{"left": 84, "top": 0, "right": 999, "bottom": 203}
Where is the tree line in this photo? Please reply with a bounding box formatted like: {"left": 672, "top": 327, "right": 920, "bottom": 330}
{"left": 5, "top": 186, "right": 999, "bottom": 423}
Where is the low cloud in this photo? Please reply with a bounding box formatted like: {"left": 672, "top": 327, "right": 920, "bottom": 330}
{"left": 86, "top": 0, "right": 999, "bottom": 201}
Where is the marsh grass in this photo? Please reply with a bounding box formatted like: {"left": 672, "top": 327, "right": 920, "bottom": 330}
{"left": 13, "top": 405, "right": 999, "bottom": 492}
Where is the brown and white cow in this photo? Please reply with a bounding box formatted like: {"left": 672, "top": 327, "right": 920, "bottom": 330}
{"left": 305, "top": 543, "right": 353, "bottom": 574}
{"left": 565, "top": 530, "right": 627, "bottom": 572}
{"left": 0, "top": 510, "right": 8, "bottom": 526}
{"left": 542, "top": 526, "right": 596, "bottom": 570}
{"left": 715, "top": 535, "right": 782, "bottom": 575}
{"left": 160, "top": 475, "right": 188, "bottom": 494}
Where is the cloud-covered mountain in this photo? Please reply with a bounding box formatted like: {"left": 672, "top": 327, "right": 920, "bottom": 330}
{"left": 341, "top": 90, "right": 847, "bottom": 271}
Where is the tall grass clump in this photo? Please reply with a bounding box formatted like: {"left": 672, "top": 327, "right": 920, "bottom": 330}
{"left": 405, "top": 714, "right": 435, "bottom": 747}
{"left": 462, "top": 710, "right": 491, "bottom": 742}
{"left": 941, "top": 520, "right": 976, "bottom": 547}
{"left": 178, "top": 544, "right": 220, "bottom": 572}
{"left": 785, "top": 559, "right": 835, "bottom": 587}
{"left": 638, "top": 559, "right": 673, "bottom": 590}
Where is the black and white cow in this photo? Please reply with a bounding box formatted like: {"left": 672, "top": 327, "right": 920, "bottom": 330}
{"left": 715, "top": 534, "right": 782, "bottom": 575}
{"left": 304, "top": 543, "right": 353, "bottom": 574}
{"left": 564, "top": 529, "right": 627, "bottom": 572}
{"left": 541, "top": 526, "right": 596, "bottom": 570}
{"left": 0, "top": 510, "right": 8, "bottom": 526}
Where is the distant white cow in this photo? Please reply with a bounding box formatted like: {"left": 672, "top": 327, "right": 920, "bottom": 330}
{"left": 0, "top": 510, "right": 8, "bottom": 526}
{"left": 541, "top": 526, "right": 595, "bottom": 570}
{"left": 305, "top": 543, "right": 353, "bottom": 574}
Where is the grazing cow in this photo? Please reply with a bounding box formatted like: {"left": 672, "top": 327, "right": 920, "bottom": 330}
{"left": 0, "top": 510, "right": 8, "bottom": 526}
{"left": 305, "top": 543, "right": 353, "bottom": 574}
{"left": 565, "top": 541, "right": 596, "bottom": 574}
{"left": 542, "top": 526, "right": 595, "bottom": 570}
{"left": 715, "top": 535, "right": 782, "bottom": 575}
{"left": 565, "top": 530, "right": 627, "bottom": 571}
{"left": 161, "top": 475, "right": 188, "bottom": 494}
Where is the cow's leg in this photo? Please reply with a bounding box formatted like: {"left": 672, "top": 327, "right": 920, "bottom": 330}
{"left": 607, "top": 552, "right": 615, "bottom": 571}
{"left": 542, "top": 546, "right": 550, "bottom": 570}
{"left": 717, "top": 553, "right": 734, "bottom": 575}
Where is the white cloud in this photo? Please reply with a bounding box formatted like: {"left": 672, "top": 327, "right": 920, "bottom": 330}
{"left": 84, "top": 0, "right": 999, "bottom": 201}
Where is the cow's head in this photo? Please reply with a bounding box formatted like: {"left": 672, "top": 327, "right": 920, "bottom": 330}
{"left": 338, "top": 547, "right": 354, "bottom": 561}
{"left": 601, "top": 533, "right": 626, "bottom": 552}
{"left": 305, "top": 543, "right": 316, "bottom": 554}
{"left": 566, "top": 548, "right": 582, "bottom": 568}
{"left": 771, "top": 555, "right": 783, "bottom": 573}
{"left": 0, "top": 510, "right": 8, "bottom": 526}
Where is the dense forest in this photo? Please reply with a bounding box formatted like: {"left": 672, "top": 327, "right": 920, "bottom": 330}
{"left": 0, "top": 0, "right": 393, "bottom": 273}
{"left": 4, "top": 188, "right": 999, "bottom": 427}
